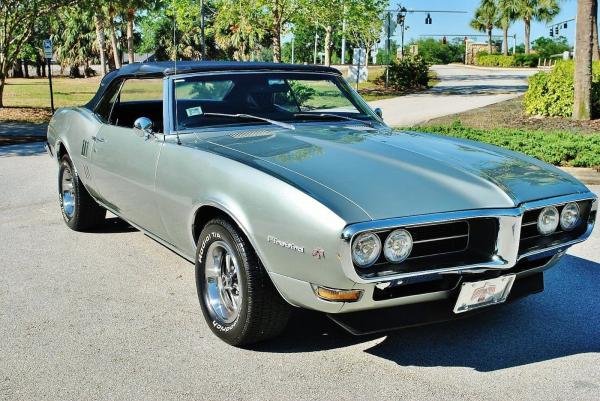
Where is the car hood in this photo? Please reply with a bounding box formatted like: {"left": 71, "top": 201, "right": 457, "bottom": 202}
{"left": 187, "top": 125, "right": 588, "bottom": 221}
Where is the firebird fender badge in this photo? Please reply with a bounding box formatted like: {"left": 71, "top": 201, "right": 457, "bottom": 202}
{"left": 267, "top": 235, "right": 304, "bottom": 253}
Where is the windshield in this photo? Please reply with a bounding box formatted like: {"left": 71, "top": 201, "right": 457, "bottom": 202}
{"left": 173, "top": 72, "right": 377, "bottom": 130}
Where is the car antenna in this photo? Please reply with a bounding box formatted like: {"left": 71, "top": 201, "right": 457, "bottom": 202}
{"left": 172, "top": 0, "right": 182, "bottom": 145}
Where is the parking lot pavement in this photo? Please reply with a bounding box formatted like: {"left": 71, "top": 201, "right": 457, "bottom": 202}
{"left": 1, "top": 144, "right": 599, "bottom": 401}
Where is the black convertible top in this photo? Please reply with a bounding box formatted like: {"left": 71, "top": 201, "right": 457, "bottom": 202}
{"left": 85, "top": 61, "right": 341, "bottom": 110}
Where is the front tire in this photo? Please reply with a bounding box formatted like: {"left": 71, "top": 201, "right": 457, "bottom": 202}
{"left": 58, "top": 154, "right": 105, "bottom": 231}
{"left": 195, "top": 218, "right": 291, "bottom": 346}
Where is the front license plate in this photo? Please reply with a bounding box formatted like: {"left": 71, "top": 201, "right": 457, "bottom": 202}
{"left": 453, "top": 275, "right": 516, "bottom": 314}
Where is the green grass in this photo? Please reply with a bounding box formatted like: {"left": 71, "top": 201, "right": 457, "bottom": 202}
{"left": 409, "top": 122, "right": 600, "bottom": 168}
{"left": 3, "top": 77, "right": 100, "bottom": 108}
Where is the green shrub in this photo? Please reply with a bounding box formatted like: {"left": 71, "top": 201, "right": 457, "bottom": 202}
{"left": 382, "top": 55, "right": 429, "bottom": 91}
{"left": 475, "top": 53, "right": 539, "bottom": 68}
{"left": 410, "top": 122, "right": 600, "bottom": 168}
{"left": 524, "top": 60, "right": 600, "bottom": 117}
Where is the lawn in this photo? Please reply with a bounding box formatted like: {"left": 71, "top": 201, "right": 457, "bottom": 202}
{"left": 1, "top": 77, "right": 100, "bottom": 123}
{"left": 412, "top": 96, "right": 600, "bottom": 168}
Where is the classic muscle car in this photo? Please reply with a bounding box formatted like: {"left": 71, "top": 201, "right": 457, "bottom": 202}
{"left": 47, "top": 61, "right": 597, "bottom": 345}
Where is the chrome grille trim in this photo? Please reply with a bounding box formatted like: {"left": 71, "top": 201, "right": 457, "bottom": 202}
{"left": 340, "top": 192, "right": 597, "bottom": 284}
{"left": 412, "top": 233, "right": 469, "bottom": 244}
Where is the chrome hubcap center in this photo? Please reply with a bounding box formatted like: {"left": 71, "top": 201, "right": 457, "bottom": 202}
{"left": 204, "top": 241, "right": 242, "bottom": 324}
{"left": 61, "top": 166, "right": 75, "bottom": 219}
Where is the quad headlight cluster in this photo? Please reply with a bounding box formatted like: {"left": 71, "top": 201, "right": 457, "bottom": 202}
{"left": 537, "top": 202, "right": 580, "bottom": 235}
{"left": 352, "top": 229, "right": 413, "bottom": 268}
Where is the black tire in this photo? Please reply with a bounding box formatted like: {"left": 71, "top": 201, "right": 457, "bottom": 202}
{"left": 58, "top": 154, "right": 105, "bottom": 231}
{"left": 195, "top": 218, "right": 291, "bottom": 346}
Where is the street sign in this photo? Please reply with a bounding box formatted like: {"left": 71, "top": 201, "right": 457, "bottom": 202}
{"left": 43, "top": 39, "right": 55, "bottom": 113}
{"left": 348, "top": 48, "right": 368, "bottom": 88}
{"left": 43, "top": 39, "right": 53, "bottom": 60}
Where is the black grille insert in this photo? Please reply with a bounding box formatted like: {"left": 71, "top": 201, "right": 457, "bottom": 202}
{"left": 355, "top": 218, "right": 498, "bottom": 279}
{"left": 519, "top": 200, "right": 592, "bottom": 256}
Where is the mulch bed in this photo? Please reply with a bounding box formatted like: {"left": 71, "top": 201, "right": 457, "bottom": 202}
{"left": 0, "top": 135, "right": 45, "bottom": 146}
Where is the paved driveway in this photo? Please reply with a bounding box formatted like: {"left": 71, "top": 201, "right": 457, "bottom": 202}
{"left": 1, "top": 144, "right": 599, "bottom": 401}
{"left": 370, "top": 65, "right": 538, "bottom": 127}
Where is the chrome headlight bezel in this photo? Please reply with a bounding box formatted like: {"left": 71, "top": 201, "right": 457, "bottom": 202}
{"left": 351, "top": 232, "right": 381, "bottom": 268}
{"left": 560, "top": 202, "right": 580, "bottom": 231}
{"left": 537, "top": 205, "right": 559, "bottom": 235}
{"left": 383, "top": 229, "right": 413, "bottom": 263}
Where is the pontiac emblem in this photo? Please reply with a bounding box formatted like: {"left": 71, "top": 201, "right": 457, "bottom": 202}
{"left": 471, "top": 283, "right": 496, "bottom": 302}
{"left": 312, "top": 248, "right": 325, "bottom": 260}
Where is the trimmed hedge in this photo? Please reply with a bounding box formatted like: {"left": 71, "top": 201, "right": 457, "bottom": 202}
{"left": 381, "top": 55, "right": 429, "bottom": 91}
{"left": 524, "top": 61, "right": 600, "bottom": 118}
{"left": 475, "top": 53, "right": 539, "bottom": 68}
{"left": 410, "top": 122, "right": 600, "bottom": 168}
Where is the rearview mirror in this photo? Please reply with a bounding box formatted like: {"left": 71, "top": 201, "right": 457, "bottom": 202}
{"left": 374, "top": 108, "right": 383, "bottom": 119}
{"left": 133, "top": 117, "right": 154, "bottom": 138}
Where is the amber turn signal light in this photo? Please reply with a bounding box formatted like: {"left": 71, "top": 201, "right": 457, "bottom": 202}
{"left": 314, "top": 286, "right": 362, "bottom": 302}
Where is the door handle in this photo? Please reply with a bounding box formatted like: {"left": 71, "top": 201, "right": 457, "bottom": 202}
{"left": 92, "top": 136, "right": 105, "bottom": 143}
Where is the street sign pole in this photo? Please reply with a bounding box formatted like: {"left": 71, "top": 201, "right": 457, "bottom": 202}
{"left": 43, "top": 39, "right": 55, "bottom": 114}
{"left": 47, "top": 58, "right": 54, "bottom": 114}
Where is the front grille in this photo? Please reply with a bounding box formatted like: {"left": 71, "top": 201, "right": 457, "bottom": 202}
{"left": 519, "top": 200, "right": 593, "bottom": 256}
{"left": 355, "top": 218, "right": 498, "bottom": 279}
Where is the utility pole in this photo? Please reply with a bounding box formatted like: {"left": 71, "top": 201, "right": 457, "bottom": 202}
{"left": 313, "top": 27, "right": 319, "bottom": 64}
{"left": 200, "top": 0, "right": 206, "bottom": 59}
{"left": 291, "top": 36, "right": 295, "bottom": 64}
{"left": 341, "top": 20, "right": 346, "bottom": 64}
{"left": 385, "top": 11, "right": 391, "bottom": 88}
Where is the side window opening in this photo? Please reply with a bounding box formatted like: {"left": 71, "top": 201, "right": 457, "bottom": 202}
{"left": 107, "top": 78, "right": 164, "bottom": 132}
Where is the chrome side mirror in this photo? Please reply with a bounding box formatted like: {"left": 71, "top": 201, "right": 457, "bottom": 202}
{"left": 374, "top": 108, "right": 383, "bottom": 119}
{"left": 133, "top": 117, "right": 154, "bottom": 138}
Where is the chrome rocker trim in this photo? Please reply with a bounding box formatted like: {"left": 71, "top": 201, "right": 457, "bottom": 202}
{"left": 340, "top": 192, "right": 597, "bottom": 284}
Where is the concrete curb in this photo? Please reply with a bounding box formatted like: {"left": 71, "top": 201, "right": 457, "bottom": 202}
{"left": 450, "top": 63, "right": 539, "bottom": 73}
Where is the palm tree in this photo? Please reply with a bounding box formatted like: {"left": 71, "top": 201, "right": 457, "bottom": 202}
{"left": 593, "top": 0, "right": 599, "bottom": 61}
{"left": 470, "top": 0, "right": 499, "bottom": 54}
{"left": 497, "top": 0, "right": 519, "bottom": 55}
{"left": 574, "top": 0, "right": 594, "bottom": 120}
{"left": 514, "top": 0, "right": 560, "bottom": 54}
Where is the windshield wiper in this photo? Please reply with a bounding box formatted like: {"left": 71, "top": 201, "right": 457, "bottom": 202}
{"left": 199, "top": 112, "right": 295, "bottom": 130}
{"left": 293, "top": 113, "right": 374, "bottom": 128}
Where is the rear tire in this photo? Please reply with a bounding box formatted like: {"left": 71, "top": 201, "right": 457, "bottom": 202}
{"left": 195, "top": 218, "right": 291, "bottom": 346}
{"left": 58, "top": 154, "right": 105, "bottom": 231}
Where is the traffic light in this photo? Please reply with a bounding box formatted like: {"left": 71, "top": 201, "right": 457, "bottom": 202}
{"left": 555, "top": 26, "right": 559, "bottom": 35}
{"left": 442, "top": 36, "right": 447, "bottom": 45}
{"left": 425, "top": 13, "right": 432, "bottom": 24}
{"left": 549, "top": 28, "right": 554, "bottom": 37}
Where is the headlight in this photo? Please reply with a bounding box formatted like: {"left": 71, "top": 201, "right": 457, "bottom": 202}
{"left": 537, "top": 206, "right": 559, "bottom": 235}
{"left": 352, "top": 232, "right": 381, "bottom": 267}
{"left": 383, "top": 229, "right": 413, "bottom": 263}
{"left": 560, "top": 202, "right": 580, "bottom": 231}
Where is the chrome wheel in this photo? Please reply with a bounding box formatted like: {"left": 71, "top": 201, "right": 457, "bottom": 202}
{"left": 204, "top": 241, "right": 243, "bottom": 324}
{"left": 61, "top": 165, "right": 75, "bottom": 219}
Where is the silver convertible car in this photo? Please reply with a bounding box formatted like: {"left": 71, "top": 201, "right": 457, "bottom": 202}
{"left": 47, "top": 61, "right": 597, "bottom": 345}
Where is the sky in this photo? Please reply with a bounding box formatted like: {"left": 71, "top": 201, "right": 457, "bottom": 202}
{"left": 386, "top": 0, "right": 579, "bottom": 47}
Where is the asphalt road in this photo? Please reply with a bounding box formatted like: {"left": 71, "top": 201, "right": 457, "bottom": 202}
{"left": 371, "top": 65, "right": 538, "bottom": 127}
{"left": 1, "top": 143, "right": 599, "bottom": 401}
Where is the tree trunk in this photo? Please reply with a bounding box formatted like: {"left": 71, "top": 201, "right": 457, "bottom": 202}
{"left": 488, "top": 28, "right": 493, "bottom": 54}
{"left": 503, "top": 26, "right": 509, "bottom": 56}
{"left": 0, "top": 75, "right": 5, "bottom": 108}
{"left": 574, "top": 0, "right": 594, "bottom": 120}
{"left": 593, "top": 0, "right": 599, "bottom": 61}
{"left": 23, "top": 60, "right": 29, "bottom": 78}
{"left": 126, "top": 8, "right": 135, "bottom": 64}
{"left": 108, "top": 9, "right": 121, "bottom": 69}
{"left": 524, "top": 18, "right": 531, "bottom": 54}
{"left": 324, "top": 25, "right": 332, "bottom": 67}
{"left": 95, "top": 13, "right": 108, "bottom": 75}
{"left": 272, "top": 5, "right": 281, "bottom": 62}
